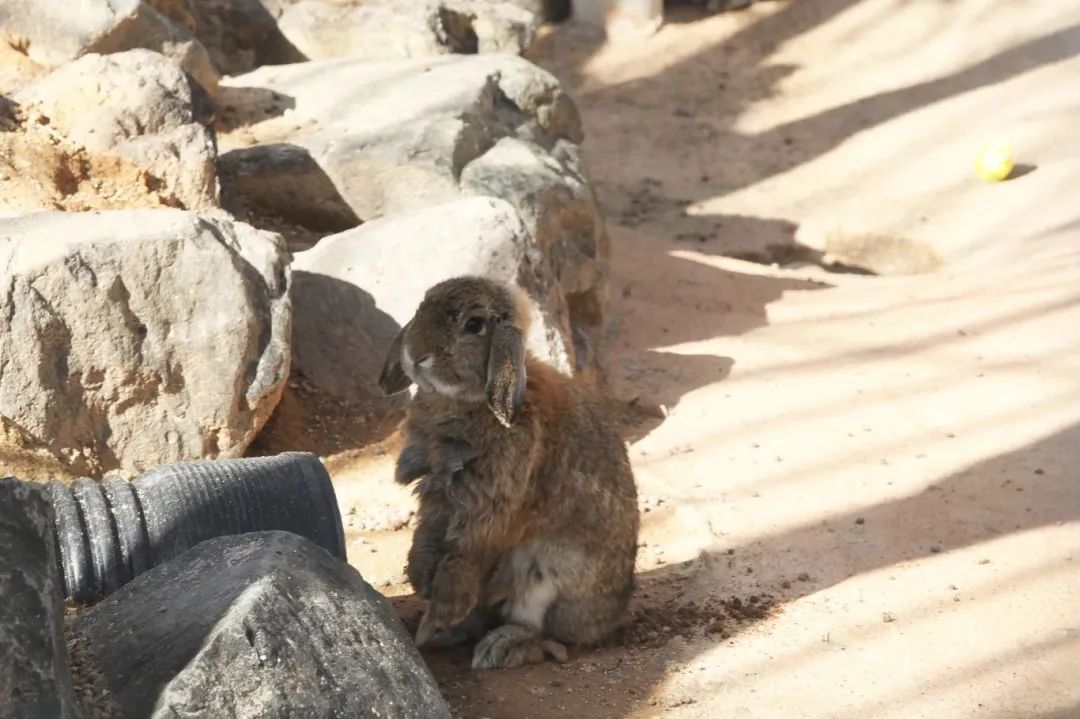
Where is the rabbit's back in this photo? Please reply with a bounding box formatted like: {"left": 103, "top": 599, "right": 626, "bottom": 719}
{"left": 518, "top": 360, "right": 639, "bottom": 589}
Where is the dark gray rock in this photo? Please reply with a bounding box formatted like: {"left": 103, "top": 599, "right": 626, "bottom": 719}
{"left": 505, "top": 0, "right": 570, "bottom": 23}
{"left": 70, "top": 531, "right": 451, "bottom": 719}
{"left": 0, "top": 477, "right": 77, "bottom": 719}
{"left": 190, "top": 0, "right": 306, "bottom": 76}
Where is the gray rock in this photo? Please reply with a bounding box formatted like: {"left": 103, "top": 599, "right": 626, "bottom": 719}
{"left": 0, "top": 478, "right": 77, "bottom": 719}
{"left": 70, "top": 531, "right": 451, "bottom": 719}
{"left": 291, "top": 197, "right": 572, "bottom": 422}
{"left": 218, "top": 143, "right": 360, "bottom": 244}
{"left": 15, "top": 50, "right": 220, "bottom": 211}
{"left": 504, "top": 0, "right": 571, "bottom": 23}
{"left": 220, "top": 53, "right": 607, "bottom": 369}
{"left": 461, "top": 136, "right": 606, "bottom": 307}
{"left": 0, "top": 209, "right": 291, "bottom": 479}
{"left": 143, "top": 0, "right": 198, "bottom": 33}
{"left": 277, "top": 0, "right": 538, "bottom": 62}
{"left": 0, "top": 0, "right": 219, "bottom": 92}
{"left": 190, "top": 0, "right": 305, "bottom": 77}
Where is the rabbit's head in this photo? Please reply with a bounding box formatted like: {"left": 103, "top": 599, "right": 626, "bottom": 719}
{"left": 379, "top": 277, "right": 530, "bottom": 428}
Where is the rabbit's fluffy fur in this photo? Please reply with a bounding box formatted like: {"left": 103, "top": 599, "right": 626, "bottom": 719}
{"left": 379, "top": 276, "right": 639, "bottom": 669}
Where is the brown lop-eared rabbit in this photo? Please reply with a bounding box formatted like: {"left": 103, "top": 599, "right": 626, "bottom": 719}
{"left": 379, "top": 276, "right": 640, "bottom": 669}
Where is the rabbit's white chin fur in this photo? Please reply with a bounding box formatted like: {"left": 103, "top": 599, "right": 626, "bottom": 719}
{"left": 403, "top": 343, "right": 477, "bottom": 399}
{"left": 425, "top": 374, "right": 469, "bottom": 398}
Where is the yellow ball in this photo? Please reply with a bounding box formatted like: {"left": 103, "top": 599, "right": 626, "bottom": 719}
{"left": 975, "top": 142, "right": 1015, "bottom": 182}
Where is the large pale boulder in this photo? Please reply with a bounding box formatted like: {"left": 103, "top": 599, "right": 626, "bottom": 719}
{"left": 70, "top": 532, "right": 452, "bottom": 718}
{"left": 0, "top": 0, "right": 219, "bottom": 92}
{"left": 0, "top": 210, "right": 291, "bottom": 479}
{"left": 277, "top": 0, "right": 538, "bottom": 61}
{"left": 15, "top": 50, "right": 219, "bottom": 211}
{"left": 221, "top": 53, "right": 607, "bottom": 369}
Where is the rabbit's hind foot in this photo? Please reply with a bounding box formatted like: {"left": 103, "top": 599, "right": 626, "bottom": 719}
{"left": 471, "top": 624, "right": 568, "bottom": 669}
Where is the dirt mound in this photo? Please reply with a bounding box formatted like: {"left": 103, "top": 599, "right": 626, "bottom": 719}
{"left": 618, "top": 593, "right": 780, "bottom": 649}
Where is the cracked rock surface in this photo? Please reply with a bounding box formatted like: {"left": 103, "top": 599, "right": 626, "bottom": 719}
{"left": 0, "top": 209, "right": 291, "bottom": 479}
{"left": 70, "top": 531, "right": 451, "bottom": 719}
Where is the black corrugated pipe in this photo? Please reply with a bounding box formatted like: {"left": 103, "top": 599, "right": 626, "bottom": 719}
{"left": 46, "top": 452, "right": 346, "bottom": 604}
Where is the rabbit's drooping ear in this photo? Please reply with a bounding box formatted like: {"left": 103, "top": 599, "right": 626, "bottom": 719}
{"left": 486, "top": 322, "right": 527, "bottom": 428}
{"left": 379, "top": 322, "right": 413, "bottom": 395}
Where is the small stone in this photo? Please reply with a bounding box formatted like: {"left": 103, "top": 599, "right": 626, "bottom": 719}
{"left": 855, "top": 517, "right": 865, "bottom": 525}
{"left": 882, "top": 612, "right": 896, "bottom": 623}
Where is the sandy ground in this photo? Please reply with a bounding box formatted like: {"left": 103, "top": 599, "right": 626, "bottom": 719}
{"left": 321, "top": 2, "right": 1080, "bottom": 717}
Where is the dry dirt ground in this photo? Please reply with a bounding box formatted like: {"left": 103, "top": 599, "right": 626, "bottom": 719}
{"left": 310, "top": 2, "right": 1080, "bottom": 717}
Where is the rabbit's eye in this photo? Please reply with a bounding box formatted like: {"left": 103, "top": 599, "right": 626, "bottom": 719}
{"left": 463, "top": 316, "right": 486, "bottom": 335}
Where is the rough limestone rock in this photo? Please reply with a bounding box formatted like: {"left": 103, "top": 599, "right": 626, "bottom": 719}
{"left": 218, "top": 142, "right": 361, "bottom": 247}
{"left": 291, "top": 197, "right": 571, "bottom": 426}
{"left": 221, "top": 53, "right": 607, "bottom": 368}
{"left": 0, "top": 0, "right": 219, "bottom": 92}
{"left": 0, "top": 210, "right": 291, "bottom": 479}
{"left": 0, "top": 478, "right": 77, "bottom": 718}
{"left": 70, "top": 532, "right": 452, "bottom": 719}
{"left": 15, "top": 50, "right": 219, "bottom": 211}
{"left": 277, "top": 0, "right": 538, "bottom": 62}
{"left": 0, "top": 33, "right": 46, "bottom": 96}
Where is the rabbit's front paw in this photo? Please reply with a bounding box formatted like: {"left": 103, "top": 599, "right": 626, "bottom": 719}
{"left": 415, "top": 559, "right": 479, "bottom": 645}
{"left": 406, "top": 544, "right": 441, "bottom": 598}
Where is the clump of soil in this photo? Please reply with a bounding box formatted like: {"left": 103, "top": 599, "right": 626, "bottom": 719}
{"left": 618, "top": 593, "right": 779, "bottom": 649}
